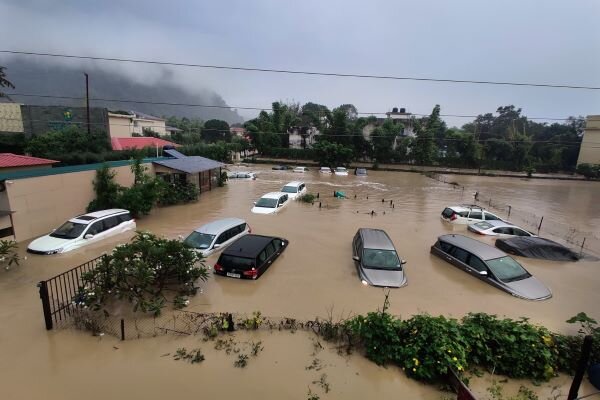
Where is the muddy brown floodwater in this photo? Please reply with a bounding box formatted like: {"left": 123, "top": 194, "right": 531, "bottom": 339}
{"left": 1, "top": 165, "right": 599, "bottom": 399}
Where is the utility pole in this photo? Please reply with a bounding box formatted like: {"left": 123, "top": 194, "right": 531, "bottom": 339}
{"left": 84, "top": 72, "right": 91, "bottom": 135}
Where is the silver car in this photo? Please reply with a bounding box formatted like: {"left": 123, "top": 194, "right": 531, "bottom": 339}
{"left": 430, "top": 234, "right": 551, "bottom": 300}
{"left": 352, "top": 228, "right": 407, "bottom": 288}
{"left": 468, "top": 220, "right": 535, "bottom": 237}
{"left": 184, "top": 218, "right": 250, "bottom": 257}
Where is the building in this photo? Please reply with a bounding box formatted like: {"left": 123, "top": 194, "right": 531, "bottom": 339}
{"left": 577, "top": 115, "right": 600, "bottom": 165}
{"left": 288, "top": 126, "right": 320, "bottom": 149}
{"left": 110, "top": 137, "right": 179, "bottom": 152}
{"left": 0, "top": 151, "right": 224, "bottom": 242}
{"left": 107, "top": 110, "right": 167, "bottom": 137}
{"left": 0, "top": 103, "right": 24, "bottom": 133}
{"left": 20, "top": 105, "right": 109, "bottom": 137}
{"left": 360, "top": 106, "right": 416, "bottom": 148}
{"left": 230, "top": 127, "right": 247, "bottom": 137}
{"left": 0, "top": 153, "right": 59, "bottom": 173}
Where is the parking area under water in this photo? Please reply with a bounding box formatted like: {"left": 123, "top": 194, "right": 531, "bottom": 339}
{"left": 1, "top": 165, "right": 598, "bottom": 399}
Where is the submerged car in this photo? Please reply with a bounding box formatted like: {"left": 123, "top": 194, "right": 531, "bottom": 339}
{"left": 228, "top": 171, "right": 257, "bottom": 180}
{"left": 293, "top": 166, "right": 309, "bottom": 173}
{"left": 183, "top": 218, "right": 250, "bottom": 257}
{"left": 334, "top": 167, "right": 348, "bottom": 176}
{"left": 251, "top": 192, "right": 289, "bottom": 214}
{"left": 214, "top": 234, "right": 289, "bottom": 279}
{"left": 272, "top": 165, "right": 292, "bottom": 170}
{"left": 352, "top": 228, "right": 407, "bottom": 288}
{"left": 319, "top": 167, "right": 332, "bottom": 174}
{"left": 27, "top": 209, "right": 136, "bottom": 255}
{"left": 441, "top": 205, "right": 502, "bottom": 225}
{"left": 431, "top": 234, "right": 551, "bottom": 300}
{"left": 468, "top": 220, "right": 535, "bottom": 237}
{"left": 280, "top": 181, "right": 307, "bottom": 200}
{"left": 355, "top": 168, "right": 368, "bottom": 176}
{"left": 495, "top": 237, "right": 580, "bottom": 261}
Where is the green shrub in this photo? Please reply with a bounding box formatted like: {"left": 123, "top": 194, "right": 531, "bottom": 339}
{"left": 299, "top": 193, "right": 316, "bottom": 203}
{"left": 346, "top": 309, "right": 403, "bottom": 366}
{"left": 0, "top": 239, "right": 19, "bottom": 270}
{"left": 576, "top": 163, "right": 600, "bottom": 179}
{"left": 157, "top": 180, "right": 199, "bottom": 206}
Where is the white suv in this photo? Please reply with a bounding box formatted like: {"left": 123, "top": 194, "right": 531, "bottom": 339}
{"left": 184, "top": 218, "right": 250, "bottom": 256}
{"left": 27, "top": 209, "right": 136, "bottom": 254}
{"left": 251, "top": 192, "right": 289, "bottom": 214}
{"left": 280, "top": 181, "right": 307, "bottom": 200}
{"left": 441, "top": 205, "right": 502, "bottom": 225}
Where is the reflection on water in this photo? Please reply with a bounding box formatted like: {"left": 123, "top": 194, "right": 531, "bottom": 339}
{"left": 1, "top": 165, "right": 599, "bottom": 399}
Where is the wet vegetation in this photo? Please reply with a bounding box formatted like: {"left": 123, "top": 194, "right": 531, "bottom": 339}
{"left": 298, "top": 193, "right": 316, "bottom": 203}
{"left": 0, "top": 239, "right": 20, "bottom": 270}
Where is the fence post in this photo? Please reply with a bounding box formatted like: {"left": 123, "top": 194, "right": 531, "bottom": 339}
{"left": 507, "top": 205, "right": 511, "bottom": 219}
{"left": 120, "top": 319, "right": 125, "bottom": 340}
{"left": 567, "top": 335, "right": 593, "bottom": 400}
{"left": 580, "top": 237, "right": 586, "bottom": 257}
{"left": 38, "top": 281, "right": 53, "bottom": 330}
{"left": 537, "top": 216, "right": 544, "bottom": 234}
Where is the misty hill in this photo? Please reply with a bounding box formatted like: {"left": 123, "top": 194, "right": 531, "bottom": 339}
{"left": 1, "top": 58, "right": 244, "bottom": 124}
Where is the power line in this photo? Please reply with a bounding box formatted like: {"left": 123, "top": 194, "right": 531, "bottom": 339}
{"left": 2, "top": 50, "right": 600, "bottom": 91}
{"left": 4, "top": 92, "right": 583, "bottom": 121}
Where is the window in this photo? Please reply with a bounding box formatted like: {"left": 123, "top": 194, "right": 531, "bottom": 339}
{"left": 85, "top": 221, "right": 104, "bottom": 236}
{"left": 468, "top": 211, "right": 483, "bottom": 220}
{"left": 265, "top": 242, "right": 276, "bottom": 258}
{"left": 468, "top": 256, "right": 487, "bottom": 272}
{"left": 362, "top": 249, "right": 401, "bottom": 270}
{"left": 255, "top": 198, "right": 278, "bottom": 208}
{"left": 273, "top": 239, "right": 282, "bottom": 252}
{"left": 513, "top": 229, "right": 530, "bottom": 237}
{"left": 50, "top": 221, "right": 87, "bottom": 239}
{"left": 281, "top": 185, "right": 298, "bottom": 194}
{"left": 494, "top": 227, "right": 514, "bottom": 235}
{"left": 184, "top": 232, "right": 215, "bottom": 249}
{"left": 118, "top": 213, "right": 133, "bottom": 223}
{"left": 258, "top": 250, "right": 267, "bottom": 264}
{"left": 484, "top": 213, "right": 500, "bottom": 221}
{"left": 449, "top": 247, "right": 470, "bottom": 263}
{"left": 219, "top": 255, "right": 254, "bottom": 271}
{"left": 439, "top": 241, "right": 453, "bottom": 253}
{"left": 486, "top": 256, "right": 530, "bottom": 282}
{"left": 102, "top": 216, "right": 120, "bottom": 231}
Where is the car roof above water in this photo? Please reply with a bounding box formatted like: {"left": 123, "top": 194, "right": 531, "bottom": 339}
{"left": 194, "top": 218, "right": 246, "bottom": 234}
{"left": 359, "top": 228, "right": 395, "bottom": 250}
{"left": 222, "top": 234, "right": 278, "bottom": 258}
{"left": 438, "top": 234, "right": 506, "bottom": 260}
{"left": 283, "top": 181, "right": 304, "bottom": 188}
{"left": 261, "top": 192, "right": 286, "bottom": 199}
{"left": 71, "top": 208, "right": 130, "bottom": 224}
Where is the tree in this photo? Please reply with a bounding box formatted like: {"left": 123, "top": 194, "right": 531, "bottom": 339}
{"left": 412, "top": 106, "right": 440, "bottom": 165}
{"left": 371, "top": 119, "right": 403, "bottom": 163}
{"left": 0, "top": 66, "right": 15, "bottom": 99}
{"left": 338, "top": 104, "right": 358, "bottom": 121}
{"left": 25, "top": 126, "right": 111, "bottom": 158}
{"left": 312, "top": 140, "right": 354, "bottom": 167}
{"left": 202, "top": 119, "right": 231, "bottom": 143}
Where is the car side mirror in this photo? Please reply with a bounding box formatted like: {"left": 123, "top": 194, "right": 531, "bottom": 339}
{"left": 401, "top": 260, "right": 407, "bottom": 265}
{"left": 253, "top": 201, "right": 257, "bottom": 205}
{"left": 479, "top": 270, "right": 488, "bottom": 276}
{"left": 278, "top": 204, "right": 283, "bottom": 207}
{"left": 213, "top": 244, "right": 220, "bottom": 249}
{"left": 352, "top": 256, "right": 360, "bottom": 262}
{"left": 84, "top": 234, "right": 94, "bottom": 239}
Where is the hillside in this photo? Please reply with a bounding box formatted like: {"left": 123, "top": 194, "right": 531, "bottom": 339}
{"left": 1, "top": 58, "right": 243, "bottom": 124}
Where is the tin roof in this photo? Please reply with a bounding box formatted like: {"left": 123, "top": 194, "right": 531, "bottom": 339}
{"left": 0, "top": 153, "right": 59, "bottom": 168}
{"left": 111, "top": 137, "right": 179, "bottom": 151}
{"left": 153, "top": 155, "right": 224, "bottom": 174}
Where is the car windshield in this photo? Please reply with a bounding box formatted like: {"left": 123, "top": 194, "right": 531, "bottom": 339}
{"left": 281, "top": 186, "right": 298, "bottom": 193}
{"left": 486, "top": 256, "right": 530, "bottom": 282}
{"left": 219, "top": 255, "right": 255, "bottom": 271}
{"left": 475, "top": 222, "right": 493, "bottom": 229}
{"left": 336, "top": 168, "right": 346, "bottom": 172}
{"left": 362, "top": 249, "right": 401, "bottom": 270}
{"left": 49, "top": 221, "right": 87, "bottom": 239}
{"left": 255, "top": 197, "right": 278, "bottom": 208}
{"left": 184, "top": 232, "right": 216, "bottom": 250}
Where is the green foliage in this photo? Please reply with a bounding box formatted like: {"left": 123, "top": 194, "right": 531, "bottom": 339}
{"left": 0, "top": 133, "right": 26, "bottom": 153}
{"left": 260, "top": 147, "right": 315, "bottom": 160}
{"left": 217, "top": 171, "right": 228, "bottom": 187}
{"left": 234, "top": 354, "right": 249, "bottom": 368}
{"left": 157, "top": 180, "right": 199, "bottom": 206}
{"left": 173, "top": 347, "right": 205, "bottom": 363}
{"left": 0, "top": 65, "right": 15, "bottom": 99}
{"left": 87, "top": 165, "right": 119, "bottom": 212}
{"left": 180, "top": 142, "right": 232, "bottom": 162}
{"left": 576, "top": 163, "right": 600, "bottom": 179}
{"left": 77, "top": 232, "right": 208, "bottom": 316}
{"left": 299, "top": 193, "right": 316, "bottom": 203}
{"left": 25, "top": 126, "right": 111, "bottom": 158}
{"left": 312, "top": 140, "right": 354, "bottom": 167}
{"left": 202, "top": 119, "right": 231, "bottom": 143}
{"left": 0, "top": 240, "right": 19, "bottom": 270}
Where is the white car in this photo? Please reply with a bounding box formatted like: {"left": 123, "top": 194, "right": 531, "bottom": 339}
{"left": 293, "top": 166, "right": 308, "bottom": 173}
{"left": 319, "top": 167, "right": 332, "bottom": 174}
{"left": 251, "top": 192, "right": 290, "bottom": 214}
{"left": 27, "top": 209, "right": 136, "bottom": 255}
{"left": 441, "top": 205, "right": 502, "bottom": 225}
{"left": 280, "top": 181, "right": 307, "bottom": 200}
{"left": 228, "top": 171, "right": 256, "bottom": 180}
{"left": 468, "top": 220, "right": 536, "bottom": 237}
{"left": 183, "top": 218, "right": 250, "bottom": 256}
{"left": 334, "top": 167, "right": 348, "bottom": 176}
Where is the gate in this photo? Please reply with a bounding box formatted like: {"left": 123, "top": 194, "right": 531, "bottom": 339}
{"left": 38, "top": 256, "right": 103, "bottom": 330}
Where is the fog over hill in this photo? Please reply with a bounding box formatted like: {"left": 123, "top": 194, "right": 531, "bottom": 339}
{"left": 1, "top": 58, "right": 244, "bottom": 124}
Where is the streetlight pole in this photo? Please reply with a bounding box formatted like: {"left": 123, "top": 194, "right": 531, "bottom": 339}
{"left": 84, "top": 72, "right": 91, "bottom": 135}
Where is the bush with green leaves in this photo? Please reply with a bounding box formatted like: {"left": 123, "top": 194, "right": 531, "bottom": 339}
{"left": 157, "top": 180, "right": 199, "bottom": 206}
{"left": 298, "top": 193, "right": 316, "bottom": 203}
{"left": 78, "top": 232, "right": 208, "bottom": 316}
{"left": 576, "top": 163, "right": 600, "bottom": 179}
{"left": 0, "top": 239, "right": 19, "bottom": 270}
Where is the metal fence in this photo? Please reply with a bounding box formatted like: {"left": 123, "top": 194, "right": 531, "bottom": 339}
{"left": 38, "top": 256, "right": 104, "bottom": 330}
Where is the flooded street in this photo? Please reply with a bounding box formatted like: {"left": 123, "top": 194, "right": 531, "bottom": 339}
{"left": 1, "top": 165, "right": 599, "bottom": 399}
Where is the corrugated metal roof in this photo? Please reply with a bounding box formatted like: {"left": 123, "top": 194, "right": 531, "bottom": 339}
{"left": 0, "top": 153, "right": 59, "bottom": 168}
{"left": 153, "top": 156, "right": 224, "bottom": 174}
{"left": 111, "top": 137, "right": 179, "bottom": 151}
{"left": 0, "top": 157, "right": 169, "bottom": 181}
{"left": 164, "top": 149, "right": 187, "bottom": 159}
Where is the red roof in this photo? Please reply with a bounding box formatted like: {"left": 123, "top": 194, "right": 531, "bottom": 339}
{"left": 111, "top": 137, "right": 180, "bottom": 151}
{"left": 0, "top": 153, "right": 59, "bottom": 168}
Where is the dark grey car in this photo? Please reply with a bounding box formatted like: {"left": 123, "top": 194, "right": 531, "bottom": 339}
{"left": 352, "top": 228, "right": 407, "bottom": 287}
{"left": 430, "top": 234, "right": 552, "bottom": 301}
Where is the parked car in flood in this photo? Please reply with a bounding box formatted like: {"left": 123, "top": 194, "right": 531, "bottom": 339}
{"left": 272, "top": 165, "right": 292, "bottom": 170}
{"left": 293, "top": 166, "right": 309, "bottom": 173}
{"left": 251, "top": 192, "right": 290, "bottom": 214}
{"left": 214, "top": 234, "right": 289, "bottom": 279}
{"left": 334, "top": 167, "right": 348, "bottom": 176}
{"left": 280, "top": 181, "right": 307, "bottom": 200}
{"left": 228, "top": 171, "right": 257, "bottom": 180}
{"left": 27, "top": 209, "right": 136, "bottom": 255}
{"left": 183, "top": 218, "right": 250, "bottom": 257}
{"left": 430, "top": 234, "right": 552, "bottom": 300}
{"left": 352, "top": 228, "right": 407, "bottom": 288}
{"left": 468, "top": 220, "right": 535, "bottom": 237}
{"left": 319, "top": 167, "right": 332, "bottom": 174}
{"left": 355, "top": 168, "right": 368, "bottom": 176}
{"left": 441, "top": 205, "right": 502, "bottom": 225}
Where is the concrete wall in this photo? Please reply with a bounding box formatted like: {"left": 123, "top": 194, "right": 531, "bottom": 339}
{"left": 20, "top": 105, "right": 109, "bottom": 137}
{"left": 133, "top": 119, "right": 167, "bottom": 136}
{"left": 5, "top": 164, "right": 137, "bottom": 242}
{"left": 108, "top": 114, "right": 134, "bottom": 138}
{"left": 577, "top": 115, "right": 600, "bottom": 165}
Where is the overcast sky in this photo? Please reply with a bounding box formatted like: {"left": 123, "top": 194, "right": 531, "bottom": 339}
{"left": 1, "top": 0, "right": 599, "bottom": 126}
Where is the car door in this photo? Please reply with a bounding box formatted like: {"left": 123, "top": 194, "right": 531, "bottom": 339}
{"left": 492, "top": 227, "right": 512, "bottom": 237}
{"left": 81, "top": 220, "right": 107, "bottom": 247}
{"left": 448, "top": 246, "right": 470, "bottom": 272}
{"left": 512, "top": 228, "right": 531, "bottom": 237}
{"left": 467, "top": 210, "right": 483, "bottom": 223}
{"left": 101, "top": 216, "right": 121, "bottom": 238}
{"left": 466, "top": 253, "right": 489, "bottom": 280}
